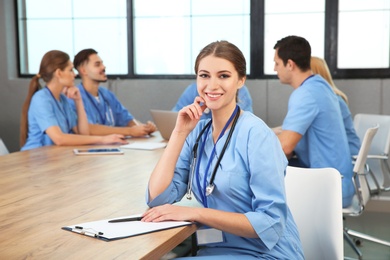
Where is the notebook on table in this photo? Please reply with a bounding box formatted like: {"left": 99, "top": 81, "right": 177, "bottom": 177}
{"left": 150, "top": 109, "right": 178, "bottom": 140}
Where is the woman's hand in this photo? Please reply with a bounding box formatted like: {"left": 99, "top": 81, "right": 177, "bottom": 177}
{"left": 65, "top": 86, "right": 82, "bottom": 101}
{"left": 142, "top": 204, "right": 197, "bottom": 222}
{"left": 101, "top": 134, "right": 128, "bottom": 144}
{"left": 175, "top": 96, "right": 208, "bottom": 134}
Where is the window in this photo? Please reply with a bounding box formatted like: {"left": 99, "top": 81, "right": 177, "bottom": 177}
{"left": 133, "top": 0, "right": 250, "bottom": 75}
{"left": 338, "top": 0, "right": 390, "bottom": 68}
{"left": 263, "top": 0, "right": 325, "bottom": 75}
{"left": 17, "top": 0, "right": 127, "bottom": 75}
{"left": 16, "top": 0, "right": 390, "bottom": 79}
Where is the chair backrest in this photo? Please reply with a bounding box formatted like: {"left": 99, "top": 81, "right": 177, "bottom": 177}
{"left": 354, "top": 114, "right": 390, "bottom": 189}
{"left": 285, "top": 166, "right": 343, "bottom": 260}
{"left": 352, "top": 124, "right": 379, "bottom": 208}
{"left": 0, "top": 138, "right": 9, "bottom": 155}
{"left": 354, "top": 113, "right": 390, "bottom": 155}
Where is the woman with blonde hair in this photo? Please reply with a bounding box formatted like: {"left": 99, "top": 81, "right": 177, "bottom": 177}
{"left": 20, "top": 50, "right": 127, "bottom": 150}
{"left": 311, "top": 56, "right": 360, "bottom": 156}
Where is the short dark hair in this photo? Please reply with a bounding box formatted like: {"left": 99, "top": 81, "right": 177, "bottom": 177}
{"left": 274, "top": 36, "right": 311, "bottom": 71}
{"left": 73, "top": 48, "right": 98, "bottom": 72}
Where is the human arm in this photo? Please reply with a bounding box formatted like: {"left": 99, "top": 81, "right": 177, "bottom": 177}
{"left": 276, "top": 129, "right": 302, "bottom": 159}
{"left": 148, "top": 96, "right": 207, "bottom": 200}
{"left": 142, "top": 205, "right": 257, "bottom": 238}
{"left": 65, "top": 86, "right": 89, "bottom": 135}
{"left": 45, "top": 125, "right": 128, "bottom": 146}
{"left": 88, "top": 120, "right": 156, "bottom": 137}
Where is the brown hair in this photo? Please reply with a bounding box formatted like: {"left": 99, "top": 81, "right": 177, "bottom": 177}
{"left": 73, "top": 48, "right": 98, "bottom": 72}
{"left": 20, "top": 50, "right": 70, "bottom": 147}
{"left": 310, "top": 56, "right": 348, "bottom": 104}
{"left": 194, "top": 40, "right": 246, "bottom": 79}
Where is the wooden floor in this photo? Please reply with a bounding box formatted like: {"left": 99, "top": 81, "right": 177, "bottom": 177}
{"left": 344, "top": 209, "right": 390, "bottom": 259}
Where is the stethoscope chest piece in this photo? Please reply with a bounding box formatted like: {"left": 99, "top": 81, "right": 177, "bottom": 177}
{"left": 205, "top": 184, "right": 215, "bottom": 196}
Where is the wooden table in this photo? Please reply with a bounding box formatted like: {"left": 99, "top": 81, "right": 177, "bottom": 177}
{"left": 0, "top": 134, "right": 197, "bottom": 259}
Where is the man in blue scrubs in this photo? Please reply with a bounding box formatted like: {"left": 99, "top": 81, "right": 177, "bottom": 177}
{"left": 71, "top": 48, "right": 156, "bottom": 137}
{"left": 273, "top": 36, "right": 354, "bottom": 208}
{"left": 172, "top": 82, "right": 254, "bottom": 120}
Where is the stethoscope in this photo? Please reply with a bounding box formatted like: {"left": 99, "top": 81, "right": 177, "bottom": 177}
{"left": 186, "top": 105, "right": 241, "bottom": 206}
{"left": 81, "top": 84, "right": 115, "bottom": 126}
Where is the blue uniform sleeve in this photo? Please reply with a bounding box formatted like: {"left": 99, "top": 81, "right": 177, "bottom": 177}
{"left": 146, "top": 137, "right": 192, "bottom": 207}
{"left": 172, "top": 83, "right": 199, "bottom": 111}
{"left": 244, "top": 125, "right": 289, "bottom": 250}
{"left": 282, "top": 88, "right": 318, "bottom": 135}
{"left": 237, "top": 85, "right": 253, "bottom": 113}
{"left": 338, "top": 96, "right": 361, "bottom": 156}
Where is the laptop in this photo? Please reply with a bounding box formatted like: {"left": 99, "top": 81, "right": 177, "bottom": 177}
{"left": 150, "top": 109, "right": 178, "bottom": 140}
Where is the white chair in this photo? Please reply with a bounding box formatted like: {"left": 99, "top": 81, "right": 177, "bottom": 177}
{"left": 285, "top": 166, "right": 344, "bottom": 260}
{"left": 343, "top": 124, "right": 390, "bottom": 259}
{"left": 353, "top": 113, "right": 390, "bottom": 193}
{"left": 0, "top": 138, "right": 9, "bottom": 155}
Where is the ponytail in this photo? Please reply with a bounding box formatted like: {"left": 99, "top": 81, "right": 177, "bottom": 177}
{"left": 20, "top": 75, "right": 42, "bottom": 147}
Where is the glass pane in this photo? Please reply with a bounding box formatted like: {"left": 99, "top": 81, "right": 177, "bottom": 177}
{"left": 73, "top": 19, "right": 128, "bottom": 74}
{"left": 191, "top": 0, "right": 249, "bottom": 15}
{"left": 134, "top": 17, "right": 191, "bottom": 74}
{"left": 25, "top": 20, "right": 74, "bottom": 74}
{"left": 73, "top": 0, "right": 126, "bottom": 17}
{"left": 338, "top": 1, "right": 390, "bottom": 68}
{"left": 133, "top": 0, "right": 250, "bottom": 75}
{"left": 191, "top": 16, "right": 250, "bottom": 74}
{"left": 264, "top": 0, "right": 325, "bottom": 75}
{"left": 133, "top": 0, "right": 190, "bottom": 16}
{"left": 18, "top": 0, "right": 127, "bottom": 75}
{"left": 25, "top": 0, "right": 72, "bottom": 18}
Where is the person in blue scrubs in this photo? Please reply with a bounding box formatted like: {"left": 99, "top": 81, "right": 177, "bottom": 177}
{"left": 142, "top": 41, "right": 304, "bottom": 259}
{"left": 20, "top": 50, "right": 128, "bottom": 151}
{"left": 172, "top": 82, "right": 254, "bottom": 120}
{"left": 311, "top": 56, "right": 361, "bottom": 156}
{"left": 71, "top": 49, "right": 156, "bottom": 137}
{"left": 273, "top": 36, "right": 354, "bottom": 208}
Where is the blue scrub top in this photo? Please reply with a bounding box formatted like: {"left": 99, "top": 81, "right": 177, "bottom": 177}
{"left": 147, "top": 112, "right": 304, "bottom": 259}
{"left": 338, "top": 95, "right": 361, "bottom": 156}
{"left": 172, "top": 82, "right": 254, "bottom": 119}
{"left": 21, "top": 87, "right": 77, "bottom": 151}
{"left": 282, "top": 75, "right": 354, "bottom": 207}
{"left": 69, "top": 83, "right": 134, "bottom": 126}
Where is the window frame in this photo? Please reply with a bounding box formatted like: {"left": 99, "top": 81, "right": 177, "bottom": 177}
{"left": 15, "top": 0, "right": 390, "bottom": 79}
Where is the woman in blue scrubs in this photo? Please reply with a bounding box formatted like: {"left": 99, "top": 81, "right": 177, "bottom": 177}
{"left": 143, "top": 41, "right": 304, "bottom": 259}
{"left": 20, "top": 50, "right": 127, "bottom": 151}
{"left": 310, "top": 56, "right": 361, "bottom": 157}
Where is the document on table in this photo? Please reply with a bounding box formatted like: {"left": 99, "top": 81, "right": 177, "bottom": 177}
{"left": 62, "top": 214, "right": 192, "bottom": 241}
{"left": 120, "top": 142, "right": 167, "bottom": 150}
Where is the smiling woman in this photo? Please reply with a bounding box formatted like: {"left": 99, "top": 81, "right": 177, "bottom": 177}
{"left": 144, "top": 40, "right": 304, "bottom": 259}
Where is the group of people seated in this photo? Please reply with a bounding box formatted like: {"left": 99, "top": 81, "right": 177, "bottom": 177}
{"left": 19, "top": 36, "right": 360, "bottom": 259}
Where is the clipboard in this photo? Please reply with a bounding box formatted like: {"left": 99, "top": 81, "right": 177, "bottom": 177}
{"left": 62, "top": 214, "right": 192, "bottom": 241}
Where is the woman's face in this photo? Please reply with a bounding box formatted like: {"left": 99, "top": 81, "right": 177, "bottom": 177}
{"left": 58, "top": 60, "right": 76, "bottom": 88}
{"left": 196, "top": 55, "right": 245, "bottom": 112}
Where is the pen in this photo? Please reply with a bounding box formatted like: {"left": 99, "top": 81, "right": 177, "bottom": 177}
{"left": 108, "top": 216, "right": 143, "bottom": 223}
